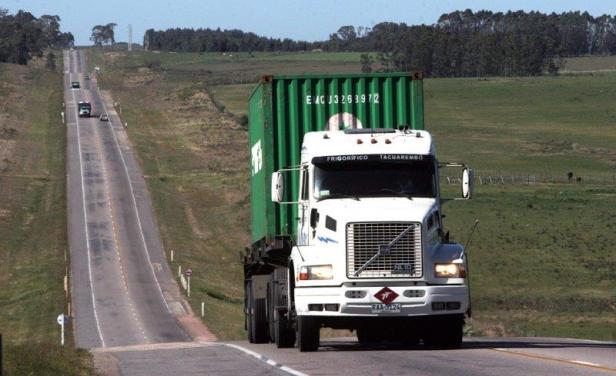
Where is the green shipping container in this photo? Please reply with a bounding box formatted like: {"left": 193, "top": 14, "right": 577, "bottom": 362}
{"left": 248, "top": 72, "right": 424, "bottom": 246}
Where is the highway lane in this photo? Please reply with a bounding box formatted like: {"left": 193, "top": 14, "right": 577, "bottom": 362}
{"left": 64, "top": 49, "right": 190, "bottom": 348}
{"left": 233, "top": 336, "right": 616, "bottom": 376}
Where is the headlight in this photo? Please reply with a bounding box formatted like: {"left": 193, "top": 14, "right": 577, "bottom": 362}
{"left": 299, "top": 265, "right": 333, "bottom": 280}
{"left": 434, "top": 263, "right": 466, "bottom": 278}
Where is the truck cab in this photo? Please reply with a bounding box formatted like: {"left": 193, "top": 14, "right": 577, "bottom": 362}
{"left": 271, "top": 128, "right": 472, "bottom": 350}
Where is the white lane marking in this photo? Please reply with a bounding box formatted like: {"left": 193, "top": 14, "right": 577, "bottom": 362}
{"left": 491, "top": 347, "right": 615, "bottom": 372}
{"left": 224, "top": 343, "right": 309, "bottom": 376}
{"left": 69, "top": 65, "right": 106, "bottom": 348}
{"left": 96, "top": 87, "right": 174, "bottom": 317}
{"left": 571, "top": 360, "right": 601, "bottom": 367}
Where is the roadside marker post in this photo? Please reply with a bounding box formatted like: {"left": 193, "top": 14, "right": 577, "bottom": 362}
{"left": 185, "top": 269, "right": 193, "bottom": 297}
{"left": 56, "top": 314, "right": 68, "bottom": 346}
{"left": 170, "top": 250, "right": 174, "bottom": 262}
{"left": 1, "top": 333, "right": 3, "bottom": 376}
{"left": 178, "top": 265, "right": 182, "bottom": 278}
{"left": 201, "top": 302, "right": 205, "bottom": 317}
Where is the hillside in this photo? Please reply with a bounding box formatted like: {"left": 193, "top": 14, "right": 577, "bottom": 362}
{"left": 87, "top": 49, "right": 615, "bottom": 341}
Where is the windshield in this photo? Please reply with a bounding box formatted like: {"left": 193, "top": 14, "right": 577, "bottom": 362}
{"left": 313, "top": 156, "right": 437, "bottom": 200}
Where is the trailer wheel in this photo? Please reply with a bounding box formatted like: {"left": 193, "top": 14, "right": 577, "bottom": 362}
{"left": 266, "top": 282, "right": 275, "bottom": 342}
{"left": 297, "top": 316, "right": 319, "bottom": 352}
{"left": 251, "top": 297, "right": 269, "bottom": 343}
{"left": 246, "top": 283, "right": 255, "bottom": 343}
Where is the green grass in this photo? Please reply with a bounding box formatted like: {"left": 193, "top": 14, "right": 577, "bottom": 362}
{"left": 209, "top": 84, "right": 253, "bottom": 116}
{"left": 87, "top": 50, "right": 616, "bottom": 341}
{"left": 426, "top": 75, "right": 616, "bottom": 175}
{"left": 0, "top": 59, "right": 96, "bottom": 373}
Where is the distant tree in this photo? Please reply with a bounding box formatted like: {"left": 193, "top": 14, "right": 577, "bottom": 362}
{"left": 90, "top": 25, "right": 104, "bottom": 46}
{"left": 103, "top": 23, "right": 116, "bottom": 45}
{"left": 90, "top": 23, "right": 116, "bottom": 46}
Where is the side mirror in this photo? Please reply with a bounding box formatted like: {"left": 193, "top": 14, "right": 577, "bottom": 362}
{"left": 462, "top": 167, "right": 474, "bottom": 199}
{"left": 271, "top": 171, "right": 284, "bottom": 203}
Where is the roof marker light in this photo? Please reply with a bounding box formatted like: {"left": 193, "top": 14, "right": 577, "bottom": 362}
{"left": 323, "top": 133, "right": 330, "bottom": 139}
{"left": 357, "top": 139, "right": 363, "bottom": 144}
{"left": 385, "top": 139, "right": 391, "bottom": 144}
{"left": 371, "top": 138, "right": 378, "bottom": 144}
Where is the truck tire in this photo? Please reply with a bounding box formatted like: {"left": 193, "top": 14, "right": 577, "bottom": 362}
{"left": 251, "top": 297, "right": 269, "bottom": 343}
{"left": 275, "top": 310, "right": 296, "bottom": 348}
{"left": 297, "top": 316, "right": 319, "bottom": 352}
{"left": 246, "top": 284, "right": 255, "bottom": 343}
{"left": 425, "top": 316, "right": 463, "bottom": 349}
{"left": 356, "top": 327, "right": 378, "bottom": 345}
{"left": 266, "top": 282, "right": 275, "bottom": 342}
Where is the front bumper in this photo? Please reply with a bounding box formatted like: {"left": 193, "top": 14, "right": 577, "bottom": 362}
{"left": 294, "top": 284, "right": 469, "bottom": 317}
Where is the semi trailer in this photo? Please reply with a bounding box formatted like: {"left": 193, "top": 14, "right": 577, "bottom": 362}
{"left": 243, "top": 72, "right": 474, "bottom": 352}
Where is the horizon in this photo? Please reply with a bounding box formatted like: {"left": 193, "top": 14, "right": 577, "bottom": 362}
{"left": 3, "top": 0, "right": 616, "bottom": 46}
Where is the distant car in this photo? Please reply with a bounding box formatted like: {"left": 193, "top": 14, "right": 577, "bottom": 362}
{"left": 71, "top": 81, "right": 80, "bottom": 89}
{"left": 99, "top": 114, "right": 109, "bottom": 122}
{"left": 84, "top": 75, "right": 90, "bottom": 80}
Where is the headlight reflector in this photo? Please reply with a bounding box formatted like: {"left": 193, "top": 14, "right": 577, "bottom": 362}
{"left": 299, "top": 265, "right": 333, "bottom": 280}
{"left": 434, "top": 263, "right": 465, "bottom": 278}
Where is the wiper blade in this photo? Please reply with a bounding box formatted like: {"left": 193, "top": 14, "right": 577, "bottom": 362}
{"left": 317, "top": 194, "right": 360, "bottom": 202}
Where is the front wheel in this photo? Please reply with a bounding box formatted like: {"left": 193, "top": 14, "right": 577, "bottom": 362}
{"left": 275, "top": 310, "right": 296, "bottom": 348}
{"left": 297, "top": 316, "right": 319, "bottom": 352}
{"left": 424, "top": 316, "right": 463, "bottom": 349}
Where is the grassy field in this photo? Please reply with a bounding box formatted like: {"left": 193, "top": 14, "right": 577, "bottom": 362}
{"left": 87, "top": 49, "right": 615, "bottom": 341}
{"left": 0, "top": 59, "right": 95, "bottom": 373}
{"left": 563, "top": 55, "right": 616, "bottom": 72}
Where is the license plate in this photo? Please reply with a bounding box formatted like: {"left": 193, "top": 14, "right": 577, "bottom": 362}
{"left": 371, "top": 303, "right": 401, "bottom": 313}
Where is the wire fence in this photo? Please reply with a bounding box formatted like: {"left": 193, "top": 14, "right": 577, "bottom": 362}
{"left": 442, "top": 172, "right": 616, "bottom": 186}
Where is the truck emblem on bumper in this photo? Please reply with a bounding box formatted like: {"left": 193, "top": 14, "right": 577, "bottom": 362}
{"left": 375, "top": 287, "right": 398, "bottom": 304}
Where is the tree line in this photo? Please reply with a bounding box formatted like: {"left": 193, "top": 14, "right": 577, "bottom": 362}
{"left": 143, "top": 10, "right": 616, "bottom": 77}
{"left": 0, "top": 8, "right": 74, "bottom": 65}
{"left": 143, "top": 27, "right": 311, "bottom": 52}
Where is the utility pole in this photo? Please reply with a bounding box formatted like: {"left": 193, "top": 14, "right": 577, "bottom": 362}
{"left": 128, "top": 24, "right": 133, "bottom": 52}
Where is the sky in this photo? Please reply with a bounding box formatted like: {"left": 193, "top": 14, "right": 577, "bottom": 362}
{"left": 4, "top": 0, "right": 616, "bottom": 46}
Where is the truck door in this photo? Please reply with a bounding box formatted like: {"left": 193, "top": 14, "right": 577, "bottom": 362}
{"left": 298, "top": 167, "right": 310, "bottom": 245}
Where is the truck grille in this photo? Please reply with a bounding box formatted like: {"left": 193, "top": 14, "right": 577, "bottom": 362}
{"left": 347, "top": 222, "right": 422, "bottom": 278}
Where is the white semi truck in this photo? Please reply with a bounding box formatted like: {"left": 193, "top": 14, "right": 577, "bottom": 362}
{"left": 243, "top": 73, "right": 474, "bottom": 352}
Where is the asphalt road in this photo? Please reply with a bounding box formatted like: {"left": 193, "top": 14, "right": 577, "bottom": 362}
{"left": 63, "top": 49, "right": 615, "bottom": 375}
{"left": 233, "top": 336, "right": 616, "bottom": 376}
{"left": 65, "top": 49, "right": 191, "bottom": 348}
